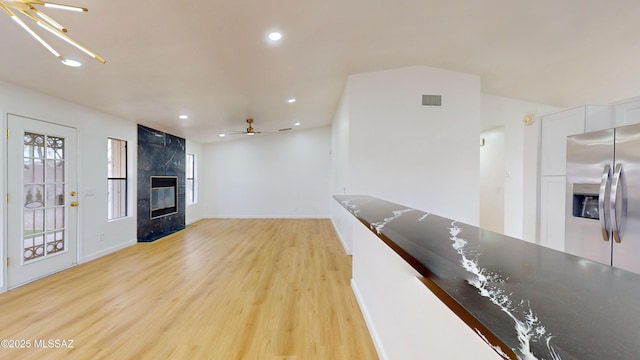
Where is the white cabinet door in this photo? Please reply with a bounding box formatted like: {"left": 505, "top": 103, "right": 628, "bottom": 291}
{"left": 585, "top": 105, "right": 613, "bottom": 132}
{"left": 614, "top": 98, "right": 640, "bottom": 127}
{"left": 541, "top": 107, "right": 585, "bottom": 176}
{"left": 539, "top": 176, "right": 566, "bottom": 251}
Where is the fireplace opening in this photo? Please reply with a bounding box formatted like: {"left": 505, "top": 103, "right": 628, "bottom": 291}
{"left": 150, "top": 176, "right": 178, "bottom": 219}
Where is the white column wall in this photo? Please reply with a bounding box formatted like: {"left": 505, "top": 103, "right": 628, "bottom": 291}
{"left": 347, "top": 66, "right": 481, "bottom": 225}
{"left": 330, "top": 88, "right": 354, "bottom": 253}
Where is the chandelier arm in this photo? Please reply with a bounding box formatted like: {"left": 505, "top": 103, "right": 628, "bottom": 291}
{"left": 40, "top": 1, "right": 87, "bottom": 12}
{"left": 19, "top": 9, "right": 105, "bottom": 63}
{"left": 30, "top": 6, "right": 66, "bottom": 32}
{"left": 1, "top": 4, "right": 62, "bottom": 59}
{"left": 1, "top": 1, "right": 31, "bottom": 12}
{"left": 0, "top": 4, "right": 11, "bottom": 16}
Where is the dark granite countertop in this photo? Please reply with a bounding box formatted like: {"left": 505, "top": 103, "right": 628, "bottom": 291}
{"left": 335, "top": 195, "right": 640, "bottom": 360}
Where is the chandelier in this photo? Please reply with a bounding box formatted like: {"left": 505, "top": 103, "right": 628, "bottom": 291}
{"left": 0, "top": 0, "right": 105, "bottom": 64}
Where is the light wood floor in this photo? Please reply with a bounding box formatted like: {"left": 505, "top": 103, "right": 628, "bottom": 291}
{"left": 0, "top": 219, "right": 378, "bottom": 360}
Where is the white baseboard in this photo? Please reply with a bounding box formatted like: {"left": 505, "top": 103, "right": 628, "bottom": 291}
{"left": 204, "top": 214, "right": 330, "bottom": 219}
{"left": 186, "top": 215, "right": 205, "bottom": 225}
{"left": 351, "top": 278, "right": 387, "bottom": 360}
{"left": 81, "top": 239, "right": 137, "bottom": 263}
{"left": 331, "top": 217, "right": 352, "bottom": 255}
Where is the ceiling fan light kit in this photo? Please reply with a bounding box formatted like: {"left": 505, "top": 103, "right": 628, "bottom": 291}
{"left": 0, "top": 0, "right": 105, "bottom": 64}
{"left": 245, "top": 118, "right": 256, "bottom": 135}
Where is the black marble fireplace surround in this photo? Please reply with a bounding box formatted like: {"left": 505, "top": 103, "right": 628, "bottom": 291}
{"left": 137, "top": 125, "right": 186, "bottom": 242}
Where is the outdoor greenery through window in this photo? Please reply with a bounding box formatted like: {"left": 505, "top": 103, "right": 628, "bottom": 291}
{"left": 187, "top": 153, "right": 196, "bottom": 204}
{"left": 108, "top": 138, "right": 127, "bottom": 220}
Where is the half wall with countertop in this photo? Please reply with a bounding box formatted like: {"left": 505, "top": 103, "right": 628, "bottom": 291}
{"left": 336, "top": 195, "right": 640, "bottom": 360}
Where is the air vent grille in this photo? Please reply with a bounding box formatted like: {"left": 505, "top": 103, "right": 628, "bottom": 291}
{"left": 422, "top": 94, "right": 442, "bottom": 107}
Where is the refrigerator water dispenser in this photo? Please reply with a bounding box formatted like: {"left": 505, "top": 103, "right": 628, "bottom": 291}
{"left": 572, "top": 183, "right": 600, "bottom": 220}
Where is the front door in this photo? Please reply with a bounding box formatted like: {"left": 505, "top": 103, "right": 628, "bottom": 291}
{"left": 7, "top": 114, "right": 78, "bottom": 289}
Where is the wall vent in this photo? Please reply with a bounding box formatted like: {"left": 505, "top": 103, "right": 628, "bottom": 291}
{"left": 422, "top": 94, "right": 442, "bottom": 107}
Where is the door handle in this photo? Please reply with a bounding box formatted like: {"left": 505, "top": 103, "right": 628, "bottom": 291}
{"left": 599, "top": 165, "right": 611, "bottom": 241}
{"left": 611, "top": 163, "right": 623, "bottom": 243}
{"left": 70, "top": 201, "right": 79, "bottom": 207}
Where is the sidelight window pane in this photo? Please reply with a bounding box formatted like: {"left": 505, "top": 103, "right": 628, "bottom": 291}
{"left": 186, "top": 153, "right": 197, "bottom": 204}
{"left": 108, "top": 138, "right": 128, "bottom": 220}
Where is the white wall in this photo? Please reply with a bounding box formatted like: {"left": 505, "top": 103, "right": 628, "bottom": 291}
{"left": 0, "top": 80, "right": 138, "bottom": 287}
{"left": 203, "top": 126, "right": 332, "bottom": 218}
{"left": 347, "top": 66, "right": 481, "bottom": 225}
{"left": 479, "top": 127, "right": 505, "bottom": 233}
{"left": 186, "top": 140, "right": 205, "bottom": 225}
{"left": 330, "top": 88, "right": 354, "bottom": 253}
{"left": 480, "top": 94, "right": 560, "bottom": 241}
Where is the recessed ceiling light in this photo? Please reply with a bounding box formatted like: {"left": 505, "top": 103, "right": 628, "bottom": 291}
{"left": 219, "top": 133, "right": 226, "bottom": 137}
{"left": 61, "top": 58, "right": 82, "bottom": 67}
{"left": 179, "top": 115, "right": 189, "bottom": 119}
{"left": 268, "top": 32, "right": 282, "bottom": 41}
{"left": 294, "top": 122, "right": 301, "bottom": 126}
{"left": 288, "top": 98, "right": 296, "bottom": 103}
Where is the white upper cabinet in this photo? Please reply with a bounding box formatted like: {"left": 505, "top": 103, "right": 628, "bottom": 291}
{"left": 614, "top": 98, "right": 640, "bottom": 127}
{"left": 541, "top": 107, "right": 585, "bottom": 176}
{"left": 585, "top": 105, "right": 614, "bottom": 132}
{"left": 540, "top": 105, "right": 613, "bottom": 176}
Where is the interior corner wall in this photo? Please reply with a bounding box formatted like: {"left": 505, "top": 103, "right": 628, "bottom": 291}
{"left": 203, "top": 126, "right": 332, "bottom": 218}
{"left": 330, "top": 86, "right": 354, "bottom": 253}
{"left": 480, "top": 94, "right": 560, "bottom": 242}
{"left": 347, "top": 66, "right": 481, "bottom": 225}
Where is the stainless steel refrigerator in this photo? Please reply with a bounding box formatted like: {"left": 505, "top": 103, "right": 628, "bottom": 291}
{"left": 565, "top": 123, "right": 640, "bottom": 274}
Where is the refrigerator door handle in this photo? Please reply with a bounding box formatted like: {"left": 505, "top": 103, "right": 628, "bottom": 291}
{"left": 599, "top": 165, "right": 611, "bottom": 241}
{"left": 611, "top": 163, "right": 623, "bottom": 243}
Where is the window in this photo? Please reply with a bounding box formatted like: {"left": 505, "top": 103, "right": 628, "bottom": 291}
{"left": 186, "top": 153, "right": 196, "bottom": 204}
{"left": 108, "top": 138, "right": 127, "bottom": 219}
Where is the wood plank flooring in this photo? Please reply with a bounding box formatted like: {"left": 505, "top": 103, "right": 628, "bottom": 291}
{"left": 0, "top": 219, "right": 378, "bottom": 360}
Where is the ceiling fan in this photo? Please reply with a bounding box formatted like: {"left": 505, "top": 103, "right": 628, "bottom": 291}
{"left": 220, "top": 118, "right": 294, "bottom": 138}
{"left": 0, "top": 0, "right": 105, "bottom": 64}
{"left": 228, "top": 118, "right": 261, "bottom": 136}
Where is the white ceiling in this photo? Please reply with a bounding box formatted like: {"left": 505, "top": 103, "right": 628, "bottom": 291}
{"left": 1, "top": 0, "right": 640, "bottom": 143}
